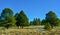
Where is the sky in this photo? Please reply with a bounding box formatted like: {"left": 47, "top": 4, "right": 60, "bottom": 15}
{"left": 0, "top": 0, "right": 60, "bottom": 21}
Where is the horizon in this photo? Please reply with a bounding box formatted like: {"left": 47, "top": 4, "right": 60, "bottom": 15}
{"left": 0, "top": 0, "right": 60, "bottom": 21}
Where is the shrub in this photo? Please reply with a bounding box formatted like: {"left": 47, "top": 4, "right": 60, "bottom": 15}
{"left": 44, "top": 22, "right": 52, "bottom": 30}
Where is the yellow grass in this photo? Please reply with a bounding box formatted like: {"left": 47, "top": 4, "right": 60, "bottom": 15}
{"left": 1, "top": 26, "right": 60, "bottom": 35}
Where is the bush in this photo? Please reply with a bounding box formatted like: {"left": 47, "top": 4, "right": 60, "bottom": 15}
{"left": 44, "top": 22, "right": 52, "bottom": 30}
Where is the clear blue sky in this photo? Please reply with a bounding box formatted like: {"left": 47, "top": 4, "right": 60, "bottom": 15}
{"left": 0, "top": 0, "right": 60, "bottom": 21}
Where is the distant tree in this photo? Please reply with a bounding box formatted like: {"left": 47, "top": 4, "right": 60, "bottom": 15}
{"left": 1, "top": 8, "right": 16, "bottom": 29}
{"left": 15, "top": 10, "right": 29, "bottom": 28}
{"left": 30, "top": 18, "right": 41, "bottom": 25}
{"left": 41, "top": 19, "right": 47, "bottom": 25}
{"left": 45, "top": 11, "right": 60, "bottom": 28}
{"left": 30, "top": 21, "right": 33, "bottom": 25}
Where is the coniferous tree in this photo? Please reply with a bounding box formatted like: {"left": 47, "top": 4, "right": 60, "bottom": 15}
{"left": 1, "top": 8, "right": 16, "bottom": 29}
{"left": 30, "top": 18, "right": 41, "bottom": 25}
{"left": 15, "top": 10, "right": 29, "bottom": 28}
{"left": 45, "top": 11, "right": 60, "bottom": 28}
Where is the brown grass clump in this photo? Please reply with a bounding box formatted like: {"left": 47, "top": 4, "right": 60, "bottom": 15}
{"left": 0, "top": 28, "right": 60, "bottom": 35}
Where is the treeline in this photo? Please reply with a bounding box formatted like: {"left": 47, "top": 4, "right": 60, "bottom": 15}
{"left": 0, "top": 8, "right": 60, "bottom": 30}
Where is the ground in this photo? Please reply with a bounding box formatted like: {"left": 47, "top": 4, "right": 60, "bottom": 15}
{"left": 1, "top": 26, "right": 60, "bottom": 35}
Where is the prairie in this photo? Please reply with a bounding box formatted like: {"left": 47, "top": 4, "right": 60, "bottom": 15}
{"left": 1, "top": 26, "right": 60, "bottom": 35}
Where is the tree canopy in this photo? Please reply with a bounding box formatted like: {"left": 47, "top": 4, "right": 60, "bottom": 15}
{"left": 30, "top": 18, "right": 41, "bottom": 25}
{"left": 45, "top": 11, "right": 60, "bottom": 28}
{"left": 0, "top": 8, "right": 16, "bottom": 28}
{"left": 0, "top": 8, "right": 60, "bottom": 30}
{"left": 15, "top": 10, "right": 29, "bottom": 28}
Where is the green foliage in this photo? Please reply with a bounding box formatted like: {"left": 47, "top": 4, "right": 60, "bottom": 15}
{"left": 41, "top": 19, "right": 46, "bottom": 25}
{"left": 44, "top": 22, "right": 52, "bottom": 30}
{"left": 0, "top": 20, "right": 6, "bottom": 27}
{"left": 15, "top": 10, "right": 29, "bottom": 28}
{"left": 30, "top": 21, "right": 33, "bottom": 25}
{"left": 6, "top": 16, "right": 16, "bottom": 26}
{"left": 0, "top": 8, "right": 60, "bottom": 30}
{"left": 45, "top": 11, "right": 60, "bottom": 28}
{"left": 30, "top": 18, "right": 41, "bottom": 25}
{"left": 0, "top": 16, "right": 1, "bottom": 20}
{"left": 1, "top": 8, "right": 13, "bottom": 18}
{"left": 1, "top": 8, "right": 16, "bottom": 28}
{"left": 15, "top": 13, "right": 20, "bottom": 27}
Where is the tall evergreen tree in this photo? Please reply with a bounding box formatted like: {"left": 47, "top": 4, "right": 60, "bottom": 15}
{"left": 15, "top": 10, "right": 29, "bottom": 28}
{"left": 1, "top": 8, "right": 16, "bottom": 29}
{"left": 45, "top": 11, "right": 60, "bottom": 28}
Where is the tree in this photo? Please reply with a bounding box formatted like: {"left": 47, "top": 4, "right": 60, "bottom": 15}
{"left": 45, "top": 11, "right": 60, "bottom": 28}
{"left": 1, "top": 8, "right": 16, "bottom": 29}
{"left": 30, "top": 21, "right": 33, "bottom": 25}
{"left": 30, "top": 18, "right": 41, "bottom": 25}
{"left": 41, "top": 19, "right": 47, "bottom": 25}
{"left": 15, "top": 10, "right": 29, "bottom": 28}
{"left": 14, "top": 12, "right": 20, "bottom": 28}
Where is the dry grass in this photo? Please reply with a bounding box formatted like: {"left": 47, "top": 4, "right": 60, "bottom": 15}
{"left": 1, "top": 26, "right": 60, "bottom": 35}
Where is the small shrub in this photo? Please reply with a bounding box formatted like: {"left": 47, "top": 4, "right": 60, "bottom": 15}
{"left": 44, "top": 22, "right": 52, "bottom": 30}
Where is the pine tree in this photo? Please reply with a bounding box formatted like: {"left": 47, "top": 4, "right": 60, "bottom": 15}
{"left": 15, "top": 10, "right": 29, "bottom": 28}
{"left": 1, "top": 8, "right": 16, "bottom": 29}
{"left": 45, "top": 11, "right": 60, "bottom": 28}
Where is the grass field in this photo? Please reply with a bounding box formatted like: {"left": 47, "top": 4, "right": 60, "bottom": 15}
{"left": 1, "top": 26, "right": 60, "bottom": 35}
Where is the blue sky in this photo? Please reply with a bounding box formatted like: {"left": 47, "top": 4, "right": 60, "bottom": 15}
{"left": 0, "top": 0, "right": 60, "bottom": 21}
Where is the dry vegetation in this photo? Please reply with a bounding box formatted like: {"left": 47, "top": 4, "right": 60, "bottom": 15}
{"left": 0, "top": 26, "right": 60, "bottom": 35}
